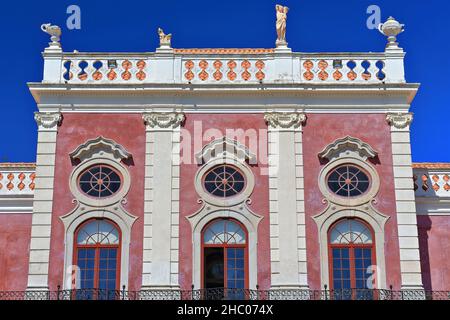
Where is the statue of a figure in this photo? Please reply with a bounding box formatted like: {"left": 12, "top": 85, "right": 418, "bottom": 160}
{"left": 275, "top": 5, "right": 289, "bottom": 46}
{"left": 158, "top": 28, "right": 172, "bottom": 48}
{"left": 41, "top": 23, "right": 62, "bottom": 47}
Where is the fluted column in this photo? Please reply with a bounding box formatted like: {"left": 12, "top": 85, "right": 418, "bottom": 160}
{"left": 141, "top": 112, "right": 184, "bottom": 289}
{"left": 27, "top": 112, "right": 61, "bottom": 291}
{"left": 265, "top": 112, "right": 309, "bottom": 289}
{"left": 387, "top": 113, "right": 424, "bottom": 290}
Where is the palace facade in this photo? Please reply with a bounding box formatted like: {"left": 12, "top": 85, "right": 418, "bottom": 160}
{"left": 0, "top": 15, "right": 449, "bottom": 299}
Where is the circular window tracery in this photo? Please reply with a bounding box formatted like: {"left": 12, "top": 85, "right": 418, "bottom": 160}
{"left": 327, "top": 165, "right": 370, "bottom": 198}
{"left": 78, "top": 165, "right": 122, "bottom": 199}
{"left": 203, "top": 165, "right": 246, "bottom": 198}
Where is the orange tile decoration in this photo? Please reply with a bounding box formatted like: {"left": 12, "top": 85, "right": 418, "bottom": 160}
{"left": 92, "top": 71, "right": 103, "bottom": 81}
{"left": 29, "top": 172, "right": 36, "bottom": 191}
{"left": 107, "top": 69, "right": 117, "bottom": 81}
{"left": 184, "top": 60, "right": 194, "bottom": 81}
{"left": 121, "top": 60, "right": 132, "bottom": 81}
{"left": 333, "top": 70, "right": 343, "bottom": 81}
{"left": 174, "top": 48, "right": 274, "bottom": 54}
{"left": 227, "top": 60, "right": 237, "bottom": 81}
{"left": 241, "top": 60, "right": 251, "bottom": 81}
{"left": 213, "top": 60, "right": 223, "bottom": 81}
{"left": 199, "top": 60, "right": 209, "bottom": 81}
{"left": 255, "top": 60, "right": 265, "bottom": 81}
{"left": 318, "top": 60, "right": 329, "bottom": 81}
{"left": 422, "top": 175, "right": 429, "bottom": 191}
{"left": 303, "top": 60, "right": 314, "bottom": 81}
{"left": 136, "top": 60, "right": 146, "bottom": 81}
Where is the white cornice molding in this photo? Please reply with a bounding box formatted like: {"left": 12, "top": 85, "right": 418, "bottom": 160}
{"left": 195, "top": 136, "right": 257, "bottom": 165}
{"left": 34, "top": 112, "right": 61, "bottom": 130}
{"left": 142, "top": 112, "right": 185, "bottom": 130}
{"left": 386, "top": 112, "right": 413, "bottom": 129}
{"left": 264, "top": 112, "right": 306, "bottom": 129}
{"left": 318, "top": 136, "right": 378, "bottom": 161}
{"left": 69, "top": 136, "right": 132, "bottom": 163}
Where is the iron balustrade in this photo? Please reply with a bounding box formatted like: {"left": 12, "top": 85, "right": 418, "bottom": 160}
{"left": 0, "top": 287, "right": 448, "bottom": 301}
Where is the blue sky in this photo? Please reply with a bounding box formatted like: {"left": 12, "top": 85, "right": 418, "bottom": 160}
{"left": 0, "top": 0, "right": 448, "bottom": 162}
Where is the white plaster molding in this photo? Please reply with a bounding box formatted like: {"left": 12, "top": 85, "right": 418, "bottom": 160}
{"left": 186, "top": 204, "right": 263, "bottom": 290}
{"left": 264, "top": 112, "right": 306, "bottom": 130}
{"left": 318, "top": 136, "right": 378, "bottom": 162}
{"left": 69, "top": 136, "right": 132, "bottom": 163}
{"left": 142, "top": 112, "right": 185, "bottom": 130}
{"left": 312, "top": 204, "right": 390, "bottom": 289}
{"left": 318, "top": 156, "right": 381, "bottom": 207}
{"left": 194, "top": 153, "right": 255, "bottom": 208}
{"left": 60, "top": 204, "right": 137, "bottom": 290}
{"left": 34, "top": 112, "right": 61, "bottom": 130}
{"left": 195, "top": 136, "right": 257, "bottom": 165}
{"left": 386, "top": 113, "right": 413, "bottom": 129}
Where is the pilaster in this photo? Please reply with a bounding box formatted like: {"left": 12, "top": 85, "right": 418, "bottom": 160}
{"left": 27, "top": 112, "right": 61, "bottom": 291}
{"left": 141, "top": 112, "right": 184, "bottom": 290}
{"left": 265, "top": 112, "right": 309, "bottom": 290}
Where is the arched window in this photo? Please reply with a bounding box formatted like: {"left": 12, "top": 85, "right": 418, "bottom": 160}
{"left": 328, "top": 219, "right": 376, "bottom": 295}
{"left": 74, "top": 219, "right": 121, "bottom": 297}
{"left": 202, "top": 219, "right": 248, "bottom": 296}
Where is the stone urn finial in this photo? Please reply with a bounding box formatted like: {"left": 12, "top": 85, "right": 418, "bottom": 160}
{"left": 158, "top": 28, "right": 172, "bottom": 49}
{"left": 41, "top": 23, "right": 62, "bottom": 48}
{"left": 378, "top": 16, "right": 405, "bottom": 49}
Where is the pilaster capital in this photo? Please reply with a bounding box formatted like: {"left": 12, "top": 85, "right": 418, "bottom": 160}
{"left": 386, "top": 112, "right": 413, "bottom": 129}
{"left": 34, "top": 112, "right": 62, "bottom": 130}
{"left": 142, "top": 112, "right": 185, "bottom": 130}
{"left": 264, "top": 112, "right": 306, "bottom": 130}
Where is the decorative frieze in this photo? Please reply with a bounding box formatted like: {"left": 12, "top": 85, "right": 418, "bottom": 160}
{"left": 264, "top": 112, "right": 306, "bottom": 130}
{"left": 318, "top": 136, "right": 378, "bottom": 162}
{"left": 143, "top": 112, "right": 185, "bottom": 130}
{"left": 386, "top": 113, "right": 413, "bottom": 129}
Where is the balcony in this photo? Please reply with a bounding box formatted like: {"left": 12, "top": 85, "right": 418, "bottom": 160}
{"left": 1, "top": 287, "right": 448, "bottom": 300}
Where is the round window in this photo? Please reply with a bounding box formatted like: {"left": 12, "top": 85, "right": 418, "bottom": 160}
{"left": 327, "top": 165, "right": 370, "bottom": 198}
{"left": 203, "top": 165, "right": 246, "bottom": 198}
{"left": 78, "top": 165, "right": 122, "bottom": 198}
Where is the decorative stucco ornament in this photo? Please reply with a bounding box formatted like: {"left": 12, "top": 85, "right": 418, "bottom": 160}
{"left": 386, "top": 113, "right": 414, "bottom": 129}
{"left": 34, "top": 112, "right": 62, "bottom": 129}
{"left": 264, "top": 112, "right": 306, "bottom": 129}
{"left": 143, "top": 112, "right": 185, "bottom": 129}
{"left": 378, "top": 17, "right": 405, "bottom": 48}
{"left": 158, "top": 28, "right": 172, "bottom": 48}
{"left": 275, "top": 4, "right": 289, "bottom": 47}
{"left": 41, "top": 23, "right": 62, "bottom": 48}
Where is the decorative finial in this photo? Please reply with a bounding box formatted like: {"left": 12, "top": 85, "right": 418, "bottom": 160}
{"left": 158, "top": 28, "right": 172, "bottom": 49}
{"left": 378, "top": 17, "right": 405, "bottom": 49}
{"left": 275, "top": 4, "right": 289, "bottom": 48}
{"left": 41, "top": 23, "right": 62, "bottom": 48}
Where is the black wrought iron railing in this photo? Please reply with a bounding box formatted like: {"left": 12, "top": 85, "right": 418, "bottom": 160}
{"left": 0, "top": 287, "right": 448, "bottom": 301}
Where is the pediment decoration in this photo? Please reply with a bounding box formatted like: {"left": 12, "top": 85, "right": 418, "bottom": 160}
{"left": 69, "top": 136, "right": 132, "bottom": 163}
{"left": 195, "top": 137, "right": 257, "bottom": 165}
{"left": 318, "top": 136, "right": 378, "bottom": 161}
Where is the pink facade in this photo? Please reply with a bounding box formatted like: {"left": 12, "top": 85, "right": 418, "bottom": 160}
{"left": 0, "top": 214, "right": 31, "bottom": 291}
{"left": 418, "top": 216, "right": 450, "bottom": 291}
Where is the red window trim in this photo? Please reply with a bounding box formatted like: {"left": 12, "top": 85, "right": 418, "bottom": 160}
{"left": 200, "top": 218, "right": 249, "bottom": 290}
{"left": 327, "top": 218, "right": 377, "bottom": 290}
{"left": 73, "top": 218, "right": 122, "bottom": 290}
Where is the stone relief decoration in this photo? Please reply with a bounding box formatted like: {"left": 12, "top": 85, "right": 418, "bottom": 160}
{"left": 158, "top": 28, "right": 172, "bottom": 48}
{"left": 275, "top": 4, "right": 289, "bottom": 47}
{"left": 195, "top": 136, "right": 257, "bottom": 165}
{"left": 378, "top": 17, "right": 405, "bottom": 49}
{"left": 142, "top": 112, "right": 185, "bottom": 129}
{"left": 61, "top": 136, "right": 136, "bottom": 236}
{"left": 61, "top": 136, "right": 137, "bottom": 289}
{"left": 41, "top": 23, "right": 61, "bottom": 48}
{"left": 313, "top": 136, "right": 389, "bottom": 289}
{"left": 187, "top": 137, "right": 262, "bottom": 236}
{"left": 264, "top": 112, "right": 306, "bottom": 129}
{"left": 318, "top": 135, "right": 378, "bottom": 162}
{"left": 34, "top": 112, "right": 62, "bottom": 130}
{"left": 386, "top": 112, "right": 413, "bottom": 129}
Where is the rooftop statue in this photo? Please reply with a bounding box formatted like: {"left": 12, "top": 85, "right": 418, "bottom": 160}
{"left": 158, "top": 28, "right": 172, "bottom": 48}
{"left": 41, "top": 23, "right": 62, "bottom": 48}
{"left": 275, "top": 4, "right": 289, "bottom": 47}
